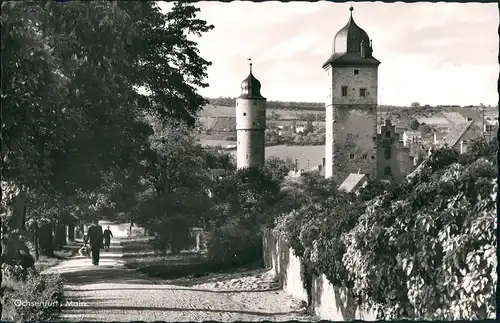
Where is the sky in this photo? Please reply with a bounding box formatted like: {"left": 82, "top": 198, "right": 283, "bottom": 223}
{"left": 157, "top": 2, "right": 498, "bottom": 107}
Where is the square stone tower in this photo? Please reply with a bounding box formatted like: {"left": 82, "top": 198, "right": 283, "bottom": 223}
{"left": 323, "top": 7, "right": 381, "bottom": 182}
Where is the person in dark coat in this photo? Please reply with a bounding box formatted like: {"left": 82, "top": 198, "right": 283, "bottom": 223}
{"left": 103, "top": 226, "right": 113, "bottom": 251}
{"left": 85, "top": 220, "right": 103, "bottom": 265}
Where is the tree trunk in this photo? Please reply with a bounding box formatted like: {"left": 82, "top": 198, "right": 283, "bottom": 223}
{"left": 34, "top": 220, "right": 39, "bottom": 261}
{"left": 68, "top": 224, "right": 75, "bottom": 241}
{"left": 39, "top": 222, "right": 54, "bottom": 257}
{"left": 2, "top": 187, "right": 28, "bottom": 264}
{"left": 54, "top": 221, "right": 66, "bottom": 250}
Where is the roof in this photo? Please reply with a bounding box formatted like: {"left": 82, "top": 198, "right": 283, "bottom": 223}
{"left": 238, "top": 63, "right": 266, "bottom": 100}
{"left": 441, "top": 121, "right": 473, "bottom": 147}
{"left": 338, "top": 173, "right": 367, "bottom": 193}
{"left": 323, "top": 7, "right": 380, "bottom": 68}
{"left": 404, "top": 130, "right": 422, "bottom": 137}
{"left": 323, "top": 52, "right": 381, "bottom": 67}
{"left": 417, "top": 117, "right": 451, "bottom": 125}
{"left": 443, "top": 112, "right": 467, "bottom": 125}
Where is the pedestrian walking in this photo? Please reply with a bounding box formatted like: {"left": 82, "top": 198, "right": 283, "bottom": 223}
{"left": 85, "top": 220, "right": 104, "bottom": 265}
{"left": 103, "top": 226, "right": 113, "bottom": 251}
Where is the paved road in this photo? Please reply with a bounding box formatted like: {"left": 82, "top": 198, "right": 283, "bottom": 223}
{"left": 43, "top": 222, "right": 313, "bottom": 322}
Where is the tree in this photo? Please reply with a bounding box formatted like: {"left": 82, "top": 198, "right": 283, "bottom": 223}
{"left": 1, "top": 1, "right": 214, "bottom": 275}
{"left": 409, "top": 119, "right": 420, "bottom": 130}
{"left": 411, "top": 102, "right": 420, "bottom": 108}
{"left": 265, "top": 156, "right": 295, "bottom": 183}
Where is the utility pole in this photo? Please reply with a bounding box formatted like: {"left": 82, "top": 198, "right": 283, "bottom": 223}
{"left": 482, "top": 105, "right": 485, "bottom": 138}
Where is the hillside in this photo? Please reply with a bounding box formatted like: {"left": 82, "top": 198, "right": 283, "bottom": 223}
{"left": 197, "top": 101, "right": 495, "bottom": 133}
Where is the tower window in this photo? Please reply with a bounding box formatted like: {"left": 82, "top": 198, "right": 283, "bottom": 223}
{"left": 360, "top": 88, "right": 367, "bottom": 97}
{"left": 385, "top": 147, "right": 392, "bottom": 159}
{"left": 246, "top": 154, "right": 249, "bottom": 160}
{"left": 341, "top": 86, "right": 348, "bottom": 97}
{"left": 236, "top": 103, "right": 239, "bottom": 106}
{"left": 349, "top": 153, "right": 355, "bottom": 159}
{"left": 362, "top": 154, "right": 367, "bottom": 160}
{"left": 371, "top": 155, "right": 375, "bottom": 160}
{"left": 385, "top": 131, "right": 391, "bottom": 138}
{"left": 243, "top": 112, "right": 246, "bottom": 116}
{"left": 384, "top": 166, "right": 392, "bottom": 175}
{"left": 354, "top": 69, "right": 359, "bottom": 75}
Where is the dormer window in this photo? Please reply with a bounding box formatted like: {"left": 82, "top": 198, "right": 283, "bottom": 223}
{"left": 349, "top": 153, "right": 355, "bottom": 159}
{"left": 341, "top": 86, "right": 348, "bottom": 97}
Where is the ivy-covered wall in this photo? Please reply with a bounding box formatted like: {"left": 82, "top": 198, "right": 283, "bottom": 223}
{"left": 262, "top": 228, "right": 377, "bottom": 320}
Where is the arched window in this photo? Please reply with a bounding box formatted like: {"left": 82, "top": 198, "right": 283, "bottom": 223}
{"left": 384, "top": 166, "right": 392, "bottom": 176}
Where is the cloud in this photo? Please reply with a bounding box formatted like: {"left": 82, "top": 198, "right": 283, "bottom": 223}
{"left": 160, "top": 2, "right": 498, "bottom": 106}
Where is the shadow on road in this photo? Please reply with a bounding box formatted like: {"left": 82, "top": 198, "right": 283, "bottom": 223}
{"left": 60, "top": 267, "right": 155, "bottom": 285}
{"left": 64, "top": 286, "right": 282, "bottom": 294}
{"left": 63, "top": 305, "right": 306, "bottom": 317}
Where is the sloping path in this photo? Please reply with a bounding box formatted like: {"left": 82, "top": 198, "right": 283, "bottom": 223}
{"left": 43, "top": 222, "right": 313, "bottom": 322}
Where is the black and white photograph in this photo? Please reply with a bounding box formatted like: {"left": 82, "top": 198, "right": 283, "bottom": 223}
{"left": 1, "top": 1, "right": 497, "bottom": 322}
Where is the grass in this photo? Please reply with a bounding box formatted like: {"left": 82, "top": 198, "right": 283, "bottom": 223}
{"left": 227, "top": 144, "right": 324, "bottom": 170}
{"left": 120, "top": 236, "right": 265, "bottom": 284}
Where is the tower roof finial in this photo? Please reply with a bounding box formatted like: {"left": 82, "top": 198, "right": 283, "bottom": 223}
{"left": 349, "top": 3, "right": 354, "bottom": 14}
{"left": 248, "top": 57, "right": 252, "bottom": 73}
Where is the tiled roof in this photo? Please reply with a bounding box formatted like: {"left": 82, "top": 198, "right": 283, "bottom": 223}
{"left": 417, "top": 117, "right": 450, "bottom": 125}
{"left": 338, "top": 173, "right": 367, "bottom": 193}
{"left": 443, "top": 112, "right": 467, "bottom": 125}
{"left": 442, "top": 121, "right": 473, "bottom": 147}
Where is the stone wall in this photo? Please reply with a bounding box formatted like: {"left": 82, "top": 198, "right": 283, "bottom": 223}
{"left": 262, "top": 228, "right": 378, "bottom": 321}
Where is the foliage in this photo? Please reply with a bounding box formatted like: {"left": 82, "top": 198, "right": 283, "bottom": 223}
{"left": 409, "top": 119, "right": 420, "bottom": 130}
{"left": 208, "top": 97, "right": 324, "bottom": 111}
{"left": 265, "top": 156, "right": 295, "bottom": 183}
{"left": 273, "top": 136, "right": 497, "bottom": 320}
{"left": 208, "top": 166, "right": 282, "bottom": 231}
{"left": 1, "top": 271, "right": 64, "bottom": 322}
{"left": 2, "top": 0, "right": 213, "bottom": 272}
{"left": 150, "top": 215, "right": 194, "bottom": 254}
{"left": 205, "top": 224, "right": 262, "bottom": 267}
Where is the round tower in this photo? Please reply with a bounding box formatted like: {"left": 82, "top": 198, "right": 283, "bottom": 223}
{"left": 236, "top": 60, "right": 266, "bottom": 169}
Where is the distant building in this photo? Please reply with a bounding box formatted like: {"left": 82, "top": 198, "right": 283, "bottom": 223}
{"left": 402, "top": 130, "right": 422, "bottom": 147}
{"left": 235, "top": 61, "right": 267, "bottom": 169}
{"left": 376, "top": 120, "right": 416, "bottom": 183}
{"left": 417, "top": 117, "right": 452, "bottom": 133}
{"left": 433, "top": 120, "right": 482, "bottom": 153}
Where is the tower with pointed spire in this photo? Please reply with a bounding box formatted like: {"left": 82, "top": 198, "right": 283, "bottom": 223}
{"left": 236, "top": 59, "right": 267, "bottom": 169}
{"left": 323, "top": 6, "right": 381, "bottom": 182}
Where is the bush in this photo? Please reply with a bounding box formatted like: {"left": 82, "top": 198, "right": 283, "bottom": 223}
{"left": 150, "top": 215, "right": 195, "bottom": 254}
{"left": 206, "top": 225, "right": 262, "bottom": 268}
{"left": 1, "top": 271, "right": 65, "bottom": 322}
